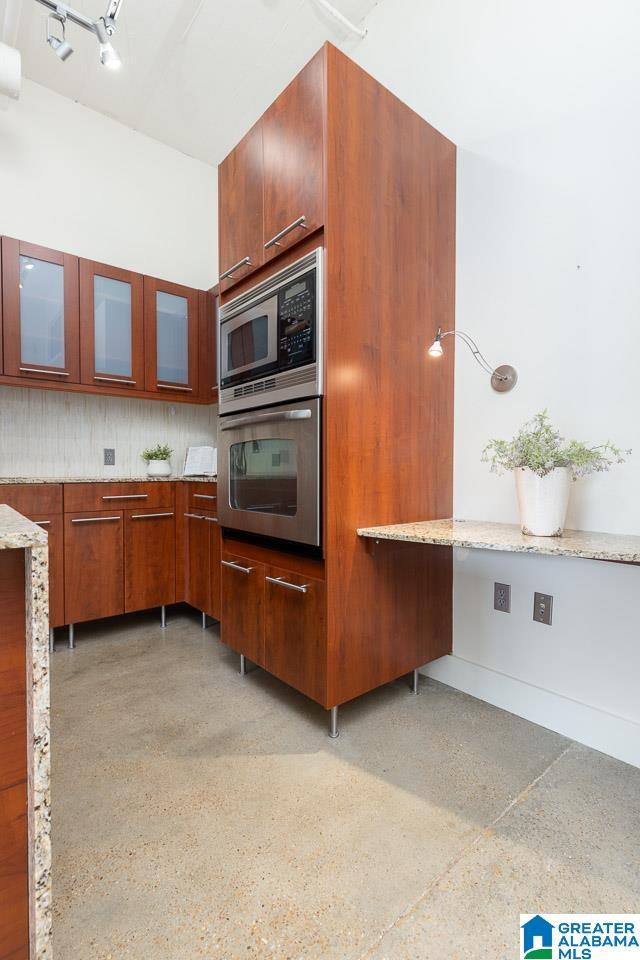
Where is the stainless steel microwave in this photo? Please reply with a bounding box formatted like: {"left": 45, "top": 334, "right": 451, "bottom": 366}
{"left": 218, "top": 248, "right": 323, "bottom": 414}
{"left": 218, "top": 398, "right": 321, "bottom": 548}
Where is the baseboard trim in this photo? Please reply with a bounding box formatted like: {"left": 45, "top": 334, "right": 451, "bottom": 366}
{"left": 422, "top": 655, "right": 640, "bottom": 768}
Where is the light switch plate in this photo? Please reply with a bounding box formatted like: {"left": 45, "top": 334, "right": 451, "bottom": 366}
{"left": 533, "top": 591, "right": 553, "bottom": 625}
{"left": 104, "top": 448, "right": 115, "bottom": 466}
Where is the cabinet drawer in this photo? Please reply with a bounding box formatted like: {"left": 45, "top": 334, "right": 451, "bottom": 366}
{"left": 185, "top": 482, "right": 217, "bottom": 512}
{"left": 64, "top": 481, "right": 174, "bottom": 513}
{"left": 0, "top": 483, "right": 63, "bottom": 515}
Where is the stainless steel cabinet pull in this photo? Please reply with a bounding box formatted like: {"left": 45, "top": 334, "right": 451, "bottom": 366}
{"left": 184, "top": 513, "right": 205, "bottom": 520}
{"left": 221, "top": 560, "right": 254, "bottom": 575}
{"left": 264, "top": 216, "right": 307, "bottom": 250}
{"left": 220, "top": 256, "right": 252, "bottom": 281}
{"left": 131, "top": 512, "right": 174, "bottom": 519}
{"left": 102, "top": 494, "right": 148, "bottom": 500}
{"left": 157, "top": 383, "right": 193, "bottom": 392}
{"left": 20, "top": 366, "right": 70, "bottom": 377}
{"left": 194, "top": 494, "right": 217, "bottom": 500}
{"left": 94, "top": 376, "right": 137, "bottom": 385}
{"left": 71, "top": 516, "right": 120, "bottom": 523}
{"left": 221, "top": 409, "right": 312, "bottom": 430}
{"left": 266, "top": 576, "right": 309, "bottom": 594}
{"left": 204, "top": 516, "right": 219, "bottom": 523}
{"left": 34, "top": 520, "right": 51, "bottom": 526}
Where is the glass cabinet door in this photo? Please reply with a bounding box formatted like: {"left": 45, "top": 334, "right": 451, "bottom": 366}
{"left": 1, "top": 237, "right": 80, "bottom": 381}
{"left": 143, "top": 276, "right": 199, "bottom": 396}
{"left": 79, "top": 260, "right": 144, "bottom": 390}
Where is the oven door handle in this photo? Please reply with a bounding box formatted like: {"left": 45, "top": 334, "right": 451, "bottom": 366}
{"left": 220, "top": 409, "right": 312, "bottom": 431}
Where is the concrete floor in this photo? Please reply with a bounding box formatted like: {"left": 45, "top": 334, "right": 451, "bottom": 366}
{"left": 51, "top": 608, "right": 640, "bottom": 960}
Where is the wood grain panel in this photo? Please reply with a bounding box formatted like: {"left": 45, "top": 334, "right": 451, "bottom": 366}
{"left": 198, "top": 288, "right": 218, "bottom": 403}
{"left": 63, "top": 482, "right": 174, "bottom": 513}
{"left": 0, "top": 550, "right": 29, "bottom": 960}
{"left": 124, "top": 509, "right": 175, "bottom": 612}
{"left": 220, "top": 552, "right": 265, "bottom": 666}
{"left": 185, "top": 482, "right": 218, "bottom": 513}
{"left": 184, "top": 512, "right": 211, "bottom": 614}
{"left": 143, "top": 276, "right": 199, "bottom": 396}
{"left": 174, "top": 482, "right": 188, "bottom": 603}
{"left": 323, "top": 45, "right": 456, "bottom": 705}
{"left": 207, "top": 517, "right": 222, "bottom": 622}
{"left": 0, "top": 485, "right": 62, "bottom": 516}
{"left": 64, "top": 511, "right": 124, "bottom": 624}
{"left": 218, "top": 120, "right": 264, "bottom": 293}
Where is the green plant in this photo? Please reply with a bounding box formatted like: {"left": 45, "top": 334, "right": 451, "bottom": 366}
{"left": 481, "top": 411, "right": 630, "bottom": 479}
{"left": 141, "top": 443, "right": 173, "bottom": 462}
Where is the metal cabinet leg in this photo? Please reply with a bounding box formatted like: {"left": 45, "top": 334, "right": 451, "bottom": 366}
{"left": 202, "top": 611, "right": 207, "bottom": 629}
{"left": 68, "top": 624, "right": 75, "bottom": 650}
{"left": 239, "top": 654, "right": 246, "bottom": 676}
{"left": 161, "top": 605, "right": 167, "bottom": 628}
{"left": 410, "top": 668, "right": 419, "bottom": 694}
{"left": 329, "top": 706, "right": 339, "bottom": 738}
{"left": 49, "top": 628, "right": 54, "bottom": 653}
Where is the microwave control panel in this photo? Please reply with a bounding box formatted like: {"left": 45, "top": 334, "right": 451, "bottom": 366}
{"left": 278, "top": 269, "right": 316, "bottom": 369}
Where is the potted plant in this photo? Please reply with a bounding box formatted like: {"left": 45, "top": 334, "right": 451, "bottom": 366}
{"left": 482, "top": 412, "right": 629, "bottom": 537}
{"left": 141, "top": 443, "right": 174, "bottom": 478}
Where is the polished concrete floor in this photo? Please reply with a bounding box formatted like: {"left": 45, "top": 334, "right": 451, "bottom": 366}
{"left": 51, "top": 608, "right": 640, "bottom": 960}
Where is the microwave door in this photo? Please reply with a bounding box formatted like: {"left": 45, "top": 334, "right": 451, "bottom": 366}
{"left": 220, "top": 295, "right": 279, "bottom": 384}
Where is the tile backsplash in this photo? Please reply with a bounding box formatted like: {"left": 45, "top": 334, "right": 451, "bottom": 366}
{"left": 0, "top": 386, "right": 217, "bottom": 479}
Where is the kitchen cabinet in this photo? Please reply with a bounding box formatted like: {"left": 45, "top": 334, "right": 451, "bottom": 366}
{"left": 143, "top": 276, "right": 199, "bottom": 397}
{"left": 262, "top": 49, "right": 325, "bottom": 262}
{"left": 79, "top": 259, "right": 145, "bottom": 392}
{"left": 218, "top": 121, "right": 264, "bottom": 293}
{"left": 198, "top": 288, "right": 218, "bottom": 402}
{"left": 64, "top": 511, "right": 124, "bottom": 624}
{"left": 220, "top": 552, "right": 265, "bottom": 666}
{"left": 1, "top": 237, "right": 80, "bottom": 382}
{"left": 264, "top": 565, "right": 325, "bottom": 704}
{"left": 124, "top": 508, "right": 176, "bottom": 613}
{"left": 64, "top": 481, "right": 174, "bottom": 513}
{"left": 184, "top": 508, "right": 221, "bottom": 620}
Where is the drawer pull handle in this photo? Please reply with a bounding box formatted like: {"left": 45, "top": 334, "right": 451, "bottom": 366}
{"left": 20, "top": 366, "right": 70, "bottom": 377}
{"left": 71, "top": 516, "right": 121, "bottom": 523}
{"left": 204, "top": 516, "right": 219, "bottom": 523}
{"left": 222, "top": 560, "right": 254, "bottom": 575}
{"left": 184, "top": 512, "right": 205, "bottom": 520}
{"left": 131, "top": 512, "right": 174, "bottom": 519}
{"left": 102, "top": 494, "right": 148, "bottom": 500}
{"left": 34, "top": 520, "right": 51, "bottom": 526}
{"left": 264, "top": 216, "right": 307, "bottom": 250}
{"left": 157, "top": 383, "right": 193, "bottom": 392}
{"left": 94, "top": 375, "right": 137, "bottom": 385}
{"left": 194, "top": 494, "right": 217, "bottom": 500}
{"left": 219, "top": 256, "right": 252, "bottom": 281}
{"left": 266, "top": 575, "right": 309, "bottom": 594}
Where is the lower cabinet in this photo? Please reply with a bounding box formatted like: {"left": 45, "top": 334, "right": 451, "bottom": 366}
{"left": 184, "top": 511, "right": 221, "bottom": 620}
{"left": 64, "top": 512, "right": 124, "bottom": 624}
{"left": 124, "top": 508, "right": 176, "bottom": 612}
{"left": 220, "top": 554, "right": 266, "bottom": 666}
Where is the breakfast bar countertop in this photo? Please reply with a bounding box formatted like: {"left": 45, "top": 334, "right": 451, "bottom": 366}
{"left": 0, "top": 503, "right": 49, "bottom": 549}
{"left": 357, "top": 518, "right": 640, "bottom": 564}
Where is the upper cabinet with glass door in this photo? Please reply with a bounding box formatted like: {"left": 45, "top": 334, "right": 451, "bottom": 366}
{"left": 1, "top": 237, "right": 80, "bottom": 382}
{"left": 79, "top": 260, "right": 144, "bottom": 391}
{"left": 143, "top": 277, "right": 199, "bottom": 397}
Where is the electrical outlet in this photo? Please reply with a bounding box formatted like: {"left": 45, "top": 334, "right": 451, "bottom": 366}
{"left": 494, "top": 582, "right": 511, "bottom": 613}
{"left": 104, "top": 448, "right": 115, "bottom": 466}
{"left": 533, "top": 591, "right": 553, "bottom": 625}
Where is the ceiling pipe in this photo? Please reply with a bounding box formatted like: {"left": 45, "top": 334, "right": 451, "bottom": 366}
{"left": 311, "top": 0, "right": 367, "bottom": 39}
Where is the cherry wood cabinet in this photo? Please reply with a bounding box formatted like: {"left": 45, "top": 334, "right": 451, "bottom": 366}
{"left": 64, "top": 511, "right": 124, "bottom": 624}
{"left": 64, "top": 481, "right": 174, "bottom": 513}
{"left": 184, "top": 508, "right": 221, "bottom": 620}
{"left": 143, "top": 276, "right": 199, "bottom": 397}
{"left": 262, "top": 48, "right": 325, "bottom": 262}
{"left": 264, "top": 566, "right": 326, "bottom": 705}
{"left": 218, "top": 121, "right": 264, "bottom": 293}
{"left": 1, "top": 237, "right": 80, "bottom": 383}
{"left": 220, "top": 552, "right": 265, "bottom": 666}
{"left": 79, "top": 259, "right": 145, "bottom": 392}
{"left": 124, "top": 508, "right": 176, "bottom": 613}
{"left": 198, "top": 288, "right": 218, "bottom": 402}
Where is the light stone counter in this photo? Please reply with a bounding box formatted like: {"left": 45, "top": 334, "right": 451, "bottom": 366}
{"left": 0, "top": 475, "right": 216, "bottom": 484}
{"left": 357, "top": 518, "right": 640, "bottom": 564}
{"left": 0, "top": 505, "right": 51, "bottom": 959}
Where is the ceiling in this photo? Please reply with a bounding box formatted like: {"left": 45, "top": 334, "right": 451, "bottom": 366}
{"left": 2, "top": 0, "right": 380, "bottom": 166}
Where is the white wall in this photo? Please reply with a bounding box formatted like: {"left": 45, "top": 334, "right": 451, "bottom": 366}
{"left": 354, "top": 0, "right": 640, "bottom": 766}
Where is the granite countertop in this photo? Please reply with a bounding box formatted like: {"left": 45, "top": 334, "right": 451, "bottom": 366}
{"left": 0, "top": 476, "right": 217, "bottom": 484}
{"left": 0, "top": 504, "right": 49, "bottom": 550}
{"left": 357, "top": 518, "right": 640, "bottom": 564}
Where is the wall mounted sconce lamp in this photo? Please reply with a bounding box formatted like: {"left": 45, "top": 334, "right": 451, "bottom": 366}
{"left": 428, "top": 328, "right": 517, "bottom": 393}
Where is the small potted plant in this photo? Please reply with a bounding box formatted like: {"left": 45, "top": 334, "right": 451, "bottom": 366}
{"left": 141, "top": 443, "right": 174, "bottom": 478}
{"left": 482, "top": 412, "right": 629, "bottom": 537}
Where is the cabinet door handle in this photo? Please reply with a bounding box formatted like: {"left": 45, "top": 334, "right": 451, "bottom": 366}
{"left": 94, "top": 375, "right": 137, "bottom": 385}
{"left": 264, "top": 216, "right": 307, "bottom": 250}
{"left": 204, "top": 516, "right": 219, "bottom": 523}
{"left": 266, "top": 575, "right": 309, "bottom": 594}
{"left": 157, "top": 383, "right": 193, "bottom": 392}
{"left": 20, "top": 366, "right": 70, "bottom": 377}
{"left": 221, "top": 560, "right": 254, "bottom": 575}
{"left": 102, "top": 494, "right": 148, "bottom": 500}
{"left": 184, "top": 512, "right": 205, "bottom": 520}
{"left": 194, "top": 494, "right": 217, "bottom": 500}
{"left": 71, "top": 516, "right": 121, "bottom": 523}
{"left": 34, "top": 520, "right": 51, "bottom": 526}
{"left": 130, "top": 512, "right": 174, "bottom": 519}
{"left": 219, "top": 256, "right": 252, "bottom": 281}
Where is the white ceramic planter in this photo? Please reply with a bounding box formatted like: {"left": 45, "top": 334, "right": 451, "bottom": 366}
{"left": 514, "top": 466, "right": 571, "bottom": 537}
{"left": 147, "top": 459, "right": 171, "bottom": 477}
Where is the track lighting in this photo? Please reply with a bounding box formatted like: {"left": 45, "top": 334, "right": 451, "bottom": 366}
{"left": 428, "top": 327, "right": 518, "bottom": 393}
{"left": 34, "top": 0, "right": 124, "bottom": 70}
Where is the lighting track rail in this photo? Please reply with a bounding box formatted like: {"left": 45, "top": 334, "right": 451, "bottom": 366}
{"left": 34, "top": 0, "right": 124, "bottom": 69}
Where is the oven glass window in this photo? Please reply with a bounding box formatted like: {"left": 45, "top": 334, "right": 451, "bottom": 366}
{"left": 229, "top": 439, "right": 297, "bottom": 516}
{"left": 227, "top": 315, "right": 269, "bottom": 371}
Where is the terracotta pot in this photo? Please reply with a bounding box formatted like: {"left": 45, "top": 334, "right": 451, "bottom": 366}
{"left": 146, "top": 459, "right": 171, "bottom": 477}
{"left": 514, "top": 466, "right": 571, "bottom": 536}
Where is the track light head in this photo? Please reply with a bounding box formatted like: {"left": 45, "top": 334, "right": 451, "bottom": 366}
{"left": 46, "top": 13, "right": 74, "bottom": 61}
